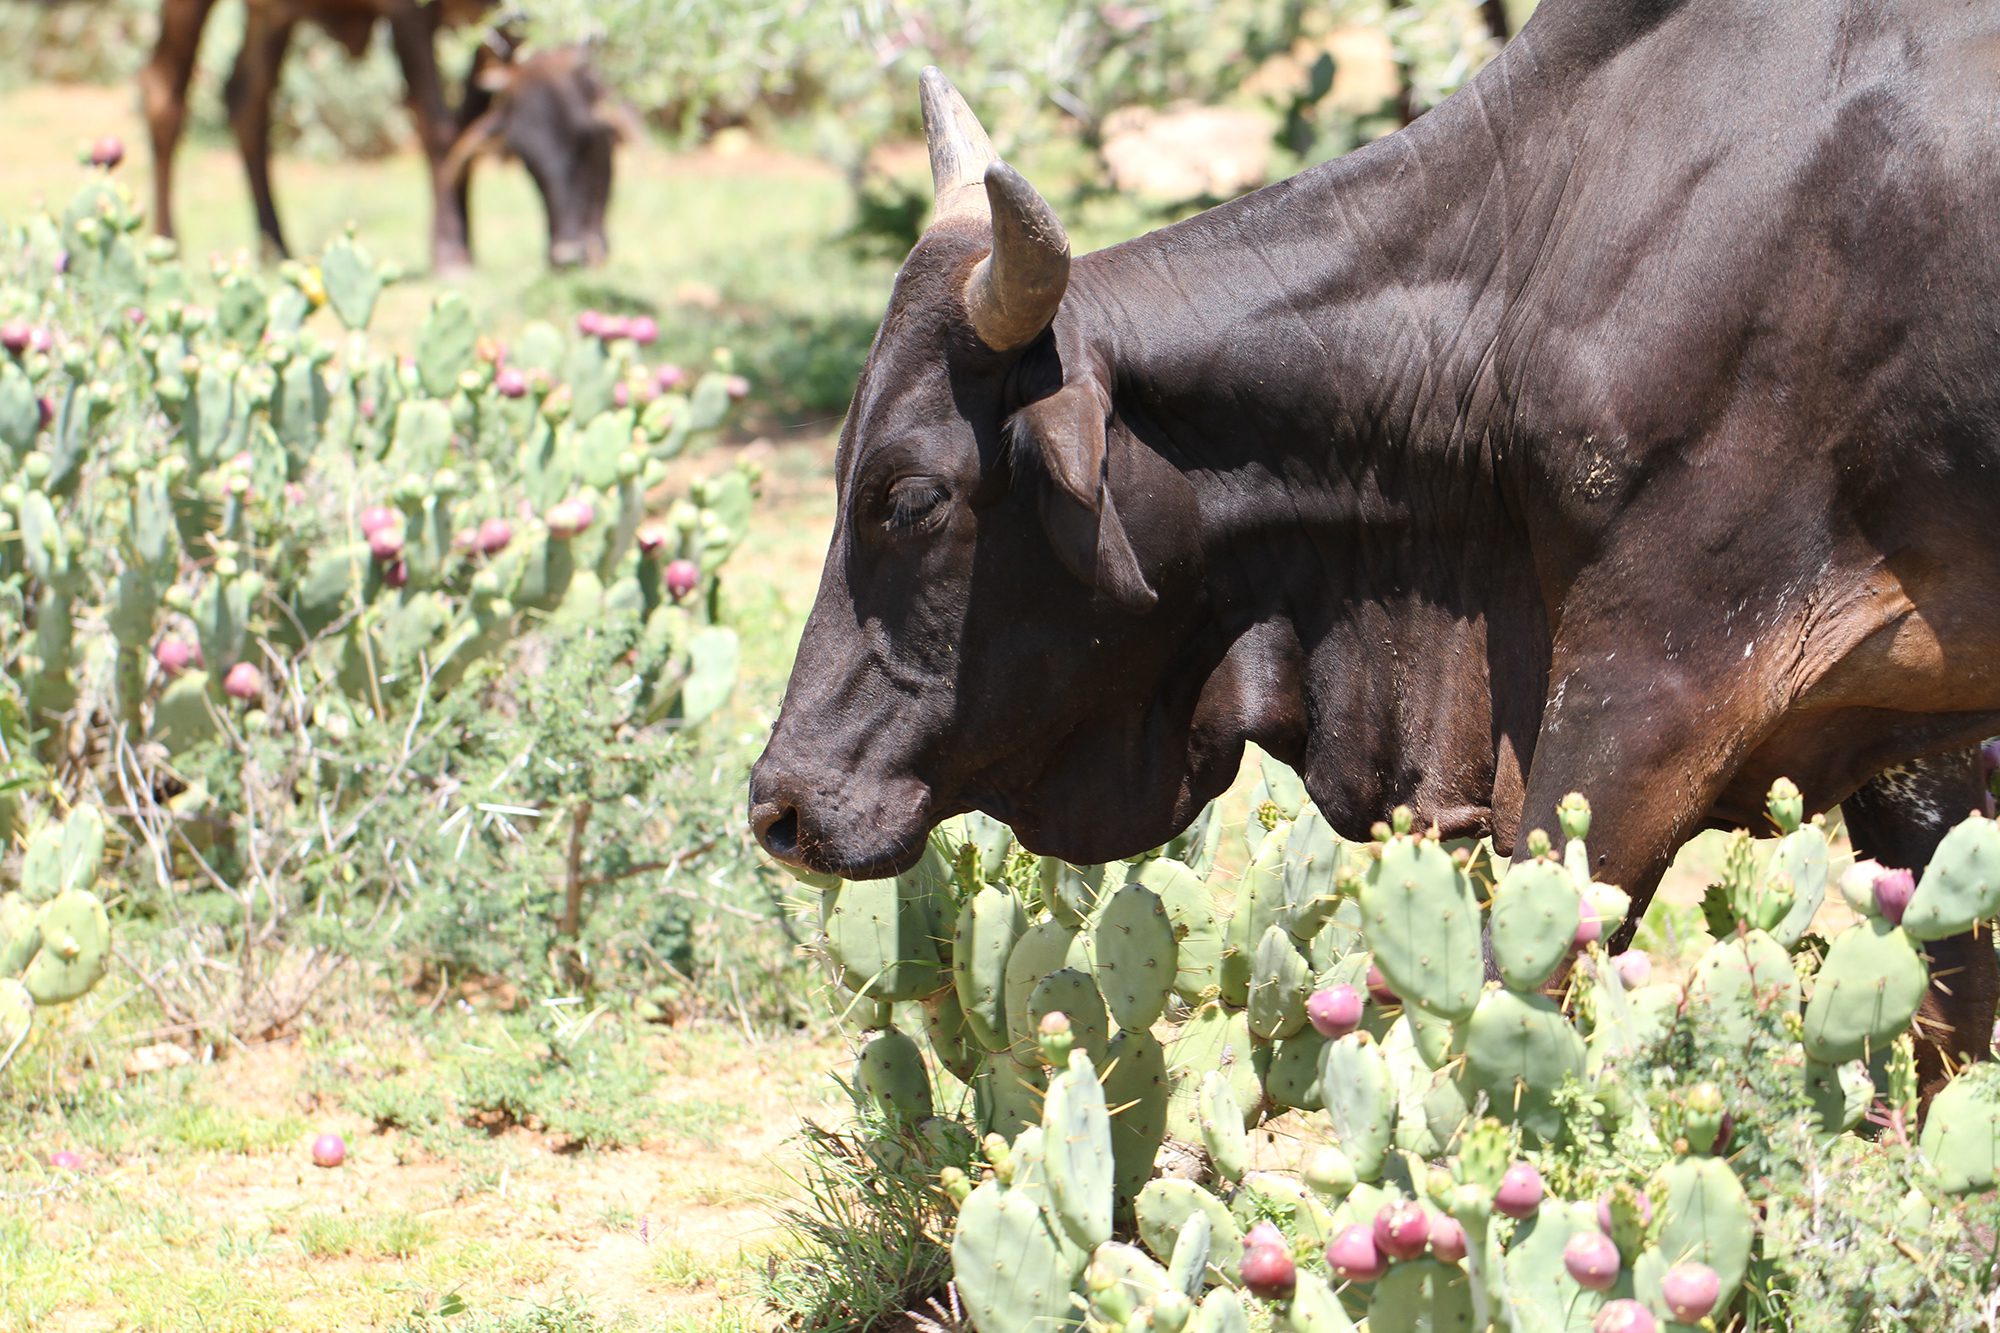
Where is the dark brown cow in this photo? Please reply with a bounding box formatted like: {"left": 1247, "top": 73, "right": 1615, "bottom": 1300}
{"left": 141, "top": 0, "right": 630, "bottom": 270}
{"left": 750, "top": 0, "right": 2000, "bottom": 1084}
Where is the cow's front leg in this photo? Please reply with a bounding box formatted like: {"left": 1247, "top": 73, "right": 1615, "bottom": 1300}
{"left": 387, "top": 4, "right": 470, "bottom": 273}
{"left": 141, "top": 0, "right": 218, "bottom": 242}
{"left": 1842, "top": 750, "right": 1998, "bottom": 1091}
{"left": 223, "top": 10, "right": 297, "bottom": 260}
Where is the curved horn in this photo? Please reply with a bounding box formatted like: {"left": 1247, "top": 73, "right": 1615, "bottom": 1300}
{"left": 920, "top": 67, "right": 995, "bottom": 223}
{"left": 441, "top": 108, "right": 506, "bottom": 188}
{"left": 963, "top": 162, "right": 1071, "bottom": 352}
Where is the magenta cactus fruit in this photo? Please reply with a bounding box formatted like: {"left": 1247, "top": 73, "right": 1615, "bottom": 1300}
{"left": 1593, "top": 1300, "right": 1658, "bottom": 1333}
{"left": 1612, "top": 950, "right": 1652, "bottom": 988}
{"left": 1307, "top": 983, "right": 1365, "bottom": 1039}
{"left": 629, "top": 314, "right": 660, "bottom": 345}
{"left": 1373, "top": 1201, "right": 1430, "bottom": 1261}
{"left": 223, "top": 662, "right": 264, "bottom": 700}
{"left": 0, "top": 320, "right": 31, "bottom": 354}
{"left": 1574, "top": 903, "right": 1603, "bottom": 946}
{"left": 1238, "top": 1222, "right": 1297, "bottom": 1300}
{"left": 368, "top": 527, "right": 405, "bottom": 561}
{"left": 1428, "top": 1214, "right": 1467, "bottom": 1264}
{"left": 89, "top": 135, "right": 125, "bottom": 169}
{"left": 1872, "top": 866, "right": 1915, "bottom": 925}
{"left": 1596, "top": 1188, "right": 1653, "bottom": 1235}
{"left": 495, "top": 366, "right": 528, "bottom": 398}
{"left": 1326, "top": 1223, "right": 1386, "bottom": 1283}
{"left": 37, "top": 396, "right": 53, "bottom": 430}
{"left": 382, "top": 560, "right": 408, "bottom": 589}
{"left": 612, "top": 381, "right": 630, "bottom": 408}
{"left": 545, "top": 499, "right": 595, "bottom": 539}
{"left": 576, "top": 309, "right": 604, "bottom": 337}
{"left": 637, "top": 526, "right": 668, "bottom": 557}
{"left": 48, "top": 1149, "right": 83, "bottom": 1170}
{"left": 1562, "top": 1231, "right": 1621, "bottom": 1291}
{"left": 655, "top": 362, "right": 686, "bottom": 391}
{"left": 1494, "top": 1161, "right": 1544, "bottom": 1218}
{"left": 1366, "top": 961, "right": 1398, "bottom": 1006}
{"left": 725, "top": 373, "right": 751, "bottom": 400}
{"left": 154, "top": 637, "right": 196, "bottom": 674}
{"left": 1660, "top": 1262, "right": 1721, "bottom": 1322}
{"left": 359, "top": 504, "right": 398, "bottom": 538}
{"left": 665, "top": 558, "right": 699, "bottom": 601}
{"left": 476, "top": 517, "right": 513, "bottom": 555}
{"left": 310, "top": 1132, "right": 346, "bottom": 1168}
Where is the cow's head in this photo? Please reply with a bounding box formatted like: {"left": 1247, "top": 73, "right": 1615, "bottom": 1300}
{"left": 749, "top": 71, "right": 1304, "bottom": 879}
{"left": 446, "top": 47, "right": 634, "bottom": 268}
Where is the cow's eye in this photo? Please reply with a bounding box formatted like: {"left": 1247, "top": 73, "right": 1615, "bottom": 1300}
{"left": 884, "top": 477, "right": 949, "bottom": 533}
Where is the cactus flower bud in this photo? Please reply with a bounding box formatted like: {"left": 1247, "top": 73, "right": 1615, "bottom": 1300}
{"left": 1373, "top": 1201, "right": 1430, "bottom": 1261}
{"left": 939, "top": 1165, "right": 971, "bottom": 1204}
{"left": 1593, "top": 1300, "right": 1658, "bottom": 1333}
{"left": 1562, "top": 1232, "right": 1621, "bottom": 1290}
{"left": 89, "top": 135, "right": 125, "bottom": 169}
{"left": 154, "top": 637, "right": 197, "bottom": 674}
{"left": 598, "top": 313, "right": 631, "bottom": 342}
{"left": 1659, "top": 1262, "right": 1720, "bottom": 1322}
{"left": 1683, "top": 1081, "right": 1727, "bottom": 1155}
{"left": 1307, "top": 984, "right": 1364, "bottom": 1039}
{"left": 1837, "top": 858, "right": 1882, "bottom": 916}
{"left": 36, "top": 396, "right": 53, "bottom": 431}
{"left": 1872, "top": 866, "right": 1915, "bottom": 925}
{"left": 629, "top": 314, "right": 660, "bottom": 345}
{"left": 1494, "top": 1161, "right": 1543, "bottom": 1219}
{"left": 476, "top": 517, "right": 513, "bottom": 555}
{"left": 1325, "top": 1224, "right": 1386, "bottom": 1283}
{"left": 1557, "top": 791, "right": 1592, "bottom": 841}
{"left": 223, "top": 662, "right": 264, "bottom": 700}
{"left": 1428, "top": 1214, "right": 1467, "bottom": 1264}
{"left": 665, "top": 558, "right": 700, "bottom": 601}
{"left": 1036, "top": 1010, "right": 1073, "bottom": 1065}
{"left": 1526, "top": 827, "right": 1553, "bottom": 858}
{"left": 545, "top": 499, "right": 595, "bottom": 539}
{"left": 637, "top": 526, "right": 669, "bottom": 557}
{"left": 1596, "top": 1186, "right": 1652, "bottom": 1237}
{"left": 1766, "top": 776, "right": 1804, "bottom": 834}
{"left": 1611, "top": 950, "right": 1651, "bottom": 989}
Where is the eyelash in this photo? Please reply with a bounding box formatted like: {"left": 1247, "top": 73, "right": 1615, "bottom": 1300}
{"left": 886, "top": 482, "right": 948, "bottom": 532}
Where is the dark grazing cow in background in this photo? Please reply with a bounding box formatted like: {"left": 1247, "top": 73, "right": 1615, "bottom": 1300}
{"left": 749, "top": 0, "right": 2000, "bottom": 1082}
{"left": 141, "top": 0, "right": 632, "bottom": 270}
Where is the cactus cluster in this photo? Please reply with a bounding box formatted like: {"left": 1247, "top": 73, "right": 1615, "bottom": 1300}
{"left": 0, "top": 173, "right": 751, "bottom": 841}
{"left": 809, "top": 766, "right": 2000, "bottom": 1331}
{"left": 0, "top": 806, "right": 111, "bottom": 1072}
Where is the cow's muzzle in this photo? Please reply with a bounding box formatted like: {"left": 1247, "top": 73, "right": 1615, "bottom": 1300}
{"left": 746, "top": 754, "right": 936, "bottom": 879}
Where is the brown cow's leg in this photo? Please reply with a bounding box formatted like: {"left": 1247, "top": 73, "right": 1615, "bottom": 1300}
{"left": 140, "top": 0, "right": 218, "bottom": 241}
{"left": 224, "top": 10, "right": 297, "bottom": 261}
{"left": 1840, "top": 750, "right": 1998, "bottom": 1093}
{"left": 387, "top": 2, "right": 470, "bottom": 273}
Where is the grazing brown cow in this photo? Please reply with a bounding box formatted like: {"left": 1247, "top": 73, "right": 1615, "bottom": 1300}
{"left": 141, "top": 0, "right": 632, "bottom": 270}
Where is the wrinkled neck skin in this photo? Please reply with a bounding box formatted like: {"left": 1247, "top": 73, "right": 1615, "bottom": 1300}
{"left": 1049, "top": 30, "right": 1608, "bottom": 849}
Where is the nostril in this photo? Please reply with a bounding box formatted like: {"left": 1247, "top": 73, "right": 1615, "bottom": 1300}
{"left": 752, "top": 800, "right": 801, "bottom": 863}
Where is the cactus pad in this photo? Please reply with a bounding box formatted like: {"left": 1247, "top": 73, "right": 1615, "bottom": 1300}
{"left": 1800, "top": 917, "right": 1929, "bottom": 1065}
{"left": 1103, "top": 1028, "right": 1171, "bottom": 1199}
{"left": 1918, "top": 1062, "right": 2000, "bottom": 1194}
{"left": 21, "top": 889, "right": 110, "bottom": 1005}
{"left": 1027, "top": 968, "right": 1110, "bottom": 1067}
{"left": 1463, "top": 989, "right": 1586, "bottom": 1143}
{"left": 1092, "top": 881, "right": 1179, "bottom": 1030}
{"left": 1359, "top": 835, "right": 1484, "bottom": 1020}
{"left": 856, "top": 1028, "right": 932, "bottom": 1120}
{"left": 1004, "top": 917, "right": 1087, "bottom": 1050}
{"left": 1320, "top": 1033, "right": 1396, "bottom": 1181}
{"left": 1687, "top": 929, "right": 1799, "bottom": 1049}
{"left": 1646, "top": 1156, "right": 1754, "bottom": 1311}
{"left": 954, "top": 887, "right": 1026, "bottom": 1053}
{"left": 1044, "top": 1049, "right": 1117, "bottom": 1249}
{"left": 1489, "top": 858, "right": 1582, "bottom": 993}
{"left": 1366, "top": 1257, "right": 1477, "bottom": 1333}
{"left": 1902, "top": 813, "right": 2000, "bottom": 941}
{"left": 1137, "top": 1177, "right": 1244, "bottom": 1279}
{"left": 952, "top": 1177, "right": 1081, "bottom": 1333}
{"left": 0, "top": 893, "right": 41, "bottom": 976}
{"left": 821, "top": 868, "right": 944, "bottom": 1003}
{"left": 1248, "top": 924, "right": 1313, "bottom": 1040}
{"left": 1130, "top": 858, "right": 1226, "bottom": 1002}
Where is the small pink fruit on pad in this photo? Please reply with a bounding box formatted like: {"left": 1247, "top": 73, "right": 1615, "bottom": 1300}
{"left": 665, "top": 558, "right": 699, "bottom": 601}
{"left": 1593, "top": 1300, "right": 1658, "bottom": 1333}
{"left": 1306, "top": 984, "right": 1364, "bottom": 1039}
{"left": 1325, "top": 1223, "right": 1386, "bottom": 1282}
{"left": 1237, "top": 1221, "right": 1296, "bottom": 1300}
{"left": 1494, "top": 1161, "right": 1544, "bottom": 1218}
{"left": 48, "top": 1149, "right": 82, "bottom": 1170}
{"left": 1660, "top": 1262, "right": 1721, "bottom": 1322}
{"left": 223, "top": 662, "right": 263, "bottom": 700}
{"left": 1372, "top": 1201, "right": 1429, "bottom": 1261}
{"left": 1428, "top": 1214, "right": 1467, "bottom": 1264}
{"left": 1562, "top": 1231, "right": 1620, "bottom": 1291}
{"left": 311, "top": 1132, "right": 346, "bottom": 1168}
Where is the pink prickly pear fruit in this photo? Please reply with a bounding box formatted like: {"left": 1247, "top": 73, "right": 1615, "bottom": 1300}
{"left": 613, "top": 381, "right": 630, "bottom": 408}
{"left": 1562, "top": 1231, "right": 1621, "bottom": 1291}
{"left": 1612, "top": 950, "right": 1652, "bottom": 989}
{"left": 310, "top": 1132, "right": 346, "bottom": 1168}
{"left": 359, "top": 504, "right": 398, "bottom": 538}
{"left": 545, "top": 499, "right": 595, "bottom": 539}
{"left": 223, "top": 662, "right": 263, "bottom": 700}
{"left": 1366, "top": 961, "right": 1398, "bottom": 1006}
{"left": 1660, "top": 1262, "right": 1721, "bottom": 1323}
{"left": 1307, "top": 983, "right": 1364, "bottom": 1039}
{"left": 1494, "top": 1161, "right": 1544, "bottom": 1219}
{"left": 1873, "top": 867, "right": 1915, "bottom": 926}
{"left": 1326, "top": 1223, "right": 1386, "bottom": 1282}
{"left": 665, "top": 558, "right": 699, "bottom": 601}
{"left": 1428, "top": 1214, "right": 1467, "bottom": 1264}
{"left": 495, "top": 366, "right": 529, "bottom": 398}
{"left": 1372, "top": 1201, "right": 1429, "bottom": 1261}
{"left": 368, "top": 527, "right": 405, "bottom": 562}
{"left": 1574, "top": 903, "right": 1603, "bottom": 947}
{"left": 37, "top": 396, "right": 53, "bottom": 430}
{"left": 476, "top": 517, "right": 513, "bottom": 555}
{"left": 154, "top": 637, "right": 197, "bottom": 674}
{"left": 1593, "top": 1300, "right": 1658, "bottom": 1333}
{"left": 89, "top": 135, "right": 125, "bottom": 169}
{"left": 628, "top": 314, "right": 659, "bottom": 345}
{"left": 576, "top": 309, "right": 604, "bottom": 337}
{"left": 381, "top": 560, "right": 408, "bottom": 589}
{"left": 0, "top": 320, "right": 31, "bottom": 354}
{"left": 597, "top": 313, "right": 630, "bottom": 342}
{"left": 1596, "top": 1188, "right": 1653, "bottom": 1236}
{"left": 724, "top": 373, "right": 751, "bottom": 401}
{"left": 1238, "top": 1221, "right": 1296, "bottom": 1300}
{"left": 636, "top": 525, "right": 669, "bottom": 556}
{"left": 655, "top": 363, "right": 686, "bottom": 391}
{"left": 48, "top": 1149, "right": 83, "bottom": 1170}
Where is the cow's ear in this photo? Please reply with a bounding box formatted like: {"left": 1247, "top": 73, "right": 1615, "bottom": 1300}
{"left": 1016, "top": 380, "right": 1158, "bottom": 614}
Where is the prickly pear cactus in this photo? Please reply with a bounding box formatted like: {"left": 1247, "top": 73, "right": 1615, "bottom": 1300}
{"left": 808, "top": 771, "right": 2000, "bottom": 1331}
